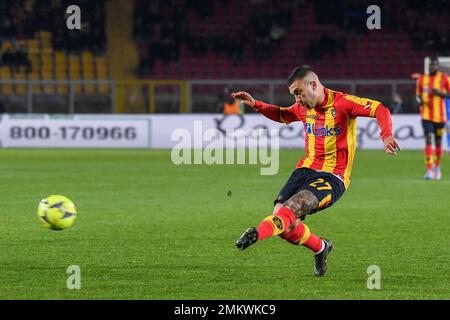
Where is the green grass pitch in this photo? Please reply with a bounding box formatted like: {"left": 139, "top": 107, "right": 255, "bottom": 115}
{"left": 0, "top": 149, "right": 449, "bottom": 299}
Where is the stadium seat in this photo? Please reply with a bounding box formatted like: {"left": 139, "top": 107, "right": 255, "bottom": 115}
{"left": 69, "top": 55, "right": 82, "bottom": 94}
{"left": 95, "top": 56, "right": 109, "bottom": 94}
{"left": 55, "top": 51, "right": 68, "bottom": 94}
{"left": 28, "top": 51, "right": 40, "bottom": 71}
{"left": 0, "top": 66, "right": 13, "bottom": 95}
{"left": 27, "top": 39, "right": 39, "bottom": 52}
{"left": 14, "top": 66, "right": 27, "bottom": 95}
{"left": 2, "top": 41, "right": 13, "bottom": 51}
{"left": 39, "top": 31, "right": 52, "bottom": 50}
{"left": 82, "top": 51, "right": 95, "bottom": 94}
{"left": 27, "top": 72, "right": 41, "bottom": 94}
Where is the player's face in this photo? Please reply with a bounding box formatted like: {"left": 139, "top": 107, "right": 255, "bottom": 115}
{"left": 429, "top": 60, "right": 438, "bottom": 75}
{"left": 289, "top": 79, "right": 317, "bottom": 109}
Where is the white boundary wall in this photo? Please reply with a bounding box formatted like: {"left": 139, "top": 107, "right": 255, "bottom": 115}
{"left": 0, "top": 114, "right": 441, "bottom": 150}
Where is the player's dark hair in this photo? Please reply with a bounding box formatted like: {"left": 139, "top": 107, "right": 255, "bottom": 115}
{"left": 287, "top": 65, "right": 314, "bottom": 86}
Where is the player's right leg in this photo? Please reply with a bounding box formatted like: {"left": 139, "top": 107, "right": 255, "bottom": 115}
{"left": 277, "top": 172, "right": 344, "bottom": 276}
{"left": 422, "top": 120, "right": 435, "bottom": 179}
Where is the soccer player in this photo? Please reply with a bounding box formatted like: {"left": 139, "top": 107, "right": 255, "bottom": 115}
{"left": 231, "top": 65, "right": 400, "bottom": 277}
{"left": 416, "top": 57, "right": 450, "bottom": 180}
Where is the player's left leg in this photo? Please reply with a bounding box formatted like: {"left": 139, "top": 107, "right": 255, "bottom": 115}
{"left": 235, "top": 189, "right": 320, "bottom": 250}
{"left": 235, "top": 168, "right": 310, "bottom": 251}
{"left": 433, "top": 123, "right": 445, "bottom": 180}
{"left": 275, "top": 200, "right": 326, "bottom": 258}
{"left": 255, "top": 189, "right": 319, "bottom": 240}
{"left": 422, "top": 120, "right": 435, "bottom": 179}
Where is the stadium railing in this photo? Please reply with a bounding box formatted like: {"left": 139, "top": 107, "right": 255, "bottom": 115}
{"left": 0, "top": 79, "right": 416, "bottom": 114}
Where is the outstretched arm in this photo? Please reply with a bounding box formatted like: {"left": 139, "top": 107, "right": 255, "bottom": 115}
{"left": 342, "top": 94, "right": 401, "bottom": 155}
{"left": 231, "top": 91, "right": 301, "bottom": 124}
{"left": 375, "top": 106, "right": 401, "bottom": 155}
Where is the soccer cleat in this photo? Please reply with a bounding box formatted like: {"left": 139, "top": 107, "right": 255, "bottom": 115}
{"left": 236, "top": 227, "right": 258, "bottom": 250}
{"left": 434, "top": 166, "right": 442, "bottom": 180}
{"left": 424, "top": 169, "right": 434, "bottom": 180}
{"left": 314, "top": 239, "right": 333, "bottom": 277}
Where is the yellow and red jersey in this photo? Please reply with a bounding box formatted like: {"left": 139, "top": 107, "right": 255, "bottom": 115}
{"left": 254, "top": 88, "right": 392, "bottom": 189}
{"left": 416, "top": 71, "right": 450, "bottom": 123}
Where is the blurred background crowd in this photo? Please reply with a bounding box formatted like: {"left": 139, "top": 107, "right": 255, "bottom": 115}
{"left": 0, "top": 0, "right": 449, "bottom": 113}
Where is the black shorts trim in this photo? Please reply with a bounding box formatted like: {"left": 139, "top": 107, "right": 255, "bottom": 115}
{"left": 422, "top": 120, "right": 446, "bottom": 136}
{"left": 274, "top": 168, "right": 345, "bottom": 215}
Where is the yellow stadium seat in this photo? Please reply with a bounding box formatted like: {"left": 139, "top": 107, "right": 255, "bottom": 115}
{"left": 95, "top": 57, "right": 108, "bottom": 78}
{"left": 95, "top": 56, "right": 109, "bottom": 94}
{"left": 83, "top": 61, "right": 94, "bottom": 73}
{"left": 27, "top": 72, "right": 38, "bottom": 80}
{"left": 41, "top": 51, "right": 53, "bottom": 62}
{"left": 55, "top": 52, "right": 67, "bottom": 75}
{"left": 0, "top": 66, "right": 13, "bottom": 95}
{"left": 41, "top": 51, "right": 54, "bottom": 72}
{"left": 28, "top": 72, "right": 41, "bottom": 94}
{"left": 82, "top": 52, "right": 95, "bottom": 94}
{"left": 84, "top": 84, "right": 95, "bottom": 94}
{"left": 27, "top": 51, "right": 40, "bottom": 76}
{"left": 55, "top": 51, "right": 67, "bottom": 65}
{"left": 57, "top": 84, "right": 68, "bottom": 94}
{"left": 55, "top": 68, "right": 68, "bottom": 94}
{"left": 41, "top": 69, "right": 53, "bottom": 80}
{"left": 0, "top": 66, "right": 12, "bottom": 78}
{"left": 41, "top": 68, "right": 55, "bottom": 94}
{"left": 82, "top": 51, "right": 94, "bottom": 63}
{"left": 28, "top": 51, "right": 39, "bottom": 63}
{"left": 56, "top": 66, "right": 67, "bottom": 77}
{"left": 43, "top": 84, "right": 55, "bottom": 94}
{"left": 31, "top": 63, "right": 40, "bottom": 76}
{"left": 56, "top": 65, "right": 66, "bottom": 74}
{"left": 27, "top": 39, "right": 39, "bottom": 52}
{"left": 42, "top": 67, "right": 53, "bottom": 79}
{"left": 69, "top": 56, "right": 80, "bottom": 78}
{"left": 40, "top": 31, "right": 52, "bottom": 49}
{"left": 2, "top": 41, "right": 13, "bottom": 51}
{"left": 14, "top": 66, "right": 27, "bottom": 94}
{"left": 55, "top": 70, "right": 67, "bottom": 79}
{"left": 69, "top": 55, "right": 81, "bottom": 93}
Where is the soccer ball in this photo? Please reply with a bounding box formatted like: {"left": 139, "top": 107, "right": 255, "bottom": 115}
{"left": 37, "top": 195, "right": 77, "bottom": 230}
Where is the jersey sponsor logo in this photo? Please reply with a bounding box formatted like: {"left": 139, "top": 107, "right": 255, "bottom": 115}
{"left": 305, "top": 123, "right": 341, "bottom": 137}
{"left": 306, "top": 114, "right": 320, "bottom": 120}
